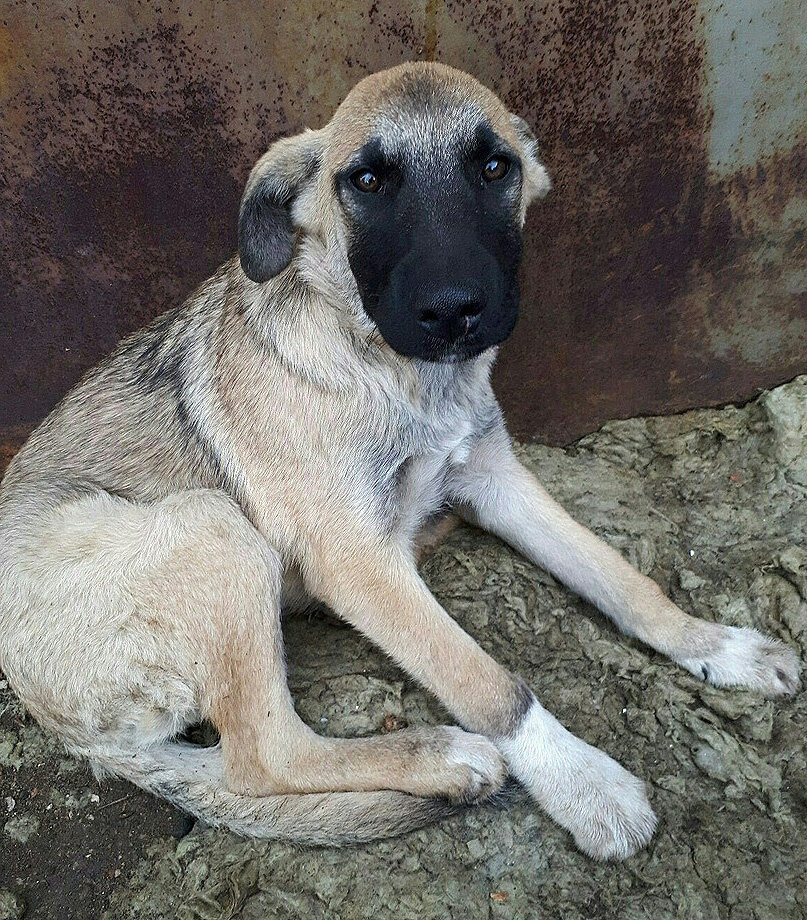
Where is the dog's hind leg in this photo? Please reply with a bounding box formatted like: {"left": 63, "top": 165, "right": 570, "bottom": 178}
{"left": 145, "top": 493, "right": 504, "bottom": 804}
{"left": 1, "top": 488, "right": 503, "bottom": 826}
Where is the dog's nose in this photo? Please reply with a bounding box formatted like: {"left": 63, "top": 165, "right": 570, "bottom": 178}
{"left": 417, "top": 287, "right": 485, "bottom": 342}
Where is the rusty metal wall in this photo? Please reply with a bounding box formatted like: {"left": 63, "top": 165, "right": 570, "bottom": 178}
{"left": 1, "top": 0, "right": 805, "bottom": 446}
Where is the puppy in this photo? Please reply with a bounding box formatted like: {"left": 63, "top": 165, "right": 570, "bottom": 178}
{"left": 0, "top": 62, "right": 798, "bottom": 858}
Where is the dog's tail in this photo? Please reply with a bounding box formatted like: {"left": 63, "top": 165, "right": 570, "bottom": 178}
{"left": 90, "top": 742, "right": 458, "bottom": 845}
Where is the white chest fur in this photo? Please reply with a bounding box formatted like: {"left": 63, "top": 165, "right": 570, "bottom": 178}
{"left": 388, "top": 408, "right": 477, "bottom": 548}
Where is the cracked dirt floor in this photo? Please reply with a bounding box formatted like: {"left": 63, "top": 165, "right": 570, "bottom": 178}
{"left": 2, "top": 376, "right": 806, "bottom": 920}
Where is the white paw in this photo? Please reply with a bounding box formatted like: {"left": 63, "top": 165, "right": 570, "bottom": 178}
{"left": 554, "top": 740, "right": 657, "bottom": 860}
{"left": 444, "top": 727, "right": 508, "bottom": 803}
{"left": 500, "top": 704, "right": 657, "bottom": 860}
{"left": 679, "top": 626, "right": 800, "bottom": 695}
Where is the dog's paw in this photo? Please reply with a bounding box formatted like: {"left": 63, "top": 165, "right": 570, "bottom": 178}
{"left": 442, "top": 727, "right": 508, "bottom": 803}
{"left": 398, "top": 726, "right": 506, "bottom": 803}
{"left": 501, "top": 704, "right": 656, "bottom": 860}
{"left": 556, "top": 742, "right": 657, "bottom": 860}
{"left": 679, "top": 626, "right": 800, "bottom": 696}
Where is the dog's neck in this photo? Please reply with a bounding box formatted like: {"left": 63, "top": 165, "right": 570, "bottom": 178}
{"left": 234, "top": 252, "right": 496, "bottom": 413}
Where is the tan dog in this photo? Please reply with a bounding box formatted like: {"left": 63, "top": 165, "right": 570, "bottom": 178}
{"left": 0, "top": 63, "right": 799, "bottom": 859}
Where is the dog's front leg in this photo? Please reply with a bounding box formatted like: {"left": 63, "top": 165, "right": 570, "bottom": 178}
{"left": 448, "top": 424, "right": 800, "bottom": 695}
{"left": 307, "top": 540, "right": 656, "bottom": 859}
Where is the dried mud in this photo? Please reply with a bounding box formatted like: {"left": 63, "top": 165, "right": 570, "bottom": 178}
{"left": 1, "top": 377, "right": 806, "bottom": 920}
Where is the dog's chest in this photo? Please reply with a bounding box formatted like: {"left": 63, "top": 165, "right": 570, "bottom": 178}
{"left": 369, "top": 360, "right": 497, "bottom": 543}
{"left": 383, "top": 408, "right": 475, "bottom": 543}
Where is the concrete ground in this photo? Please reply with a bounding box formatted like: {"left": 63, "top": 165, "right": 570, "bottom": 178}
{"left": 2, "top": 377, "right": 806, "bottom": 920}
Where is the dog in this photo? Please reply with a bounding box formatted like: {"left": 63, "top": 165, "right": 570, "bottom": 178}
{"left": 0, "top": 62, "right": 799, "bottom": 860}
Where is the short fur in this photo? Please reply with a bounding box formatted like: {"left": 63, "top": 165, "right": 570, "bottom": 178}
{"left": 0, "top": 63, "right": 799, "bottom": 857}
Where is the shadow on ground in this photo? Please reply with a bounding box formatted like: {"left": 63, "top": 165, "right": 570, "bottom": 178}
{"left": 2, "top": 377, "right": 806, "bottom": 920}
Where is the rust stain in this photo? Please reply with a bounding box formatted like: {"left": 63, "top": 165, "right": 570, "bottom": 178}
{"left": 0, "top": 24, "right": 20, "bottom": 98}
{"left": 424, "top": 0, "right": 439, "bottom": 61}
{"left": 0, "top": 24, "right": 244, "bottom": 427}
{"left": 432, "top": 0, "right": 806, "bottom": 442}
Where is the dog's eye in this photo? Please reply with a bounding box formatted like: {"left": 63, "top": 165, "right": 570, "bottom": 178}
{"left": 351, "top": 169, "right": 381, "bottom": 193}
{"left": 482, "top": 155, "right": 510, "bottom": 182}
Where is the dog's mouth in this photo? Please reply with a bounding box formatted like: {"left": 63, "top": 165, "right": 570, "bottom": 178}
{"left": 409, "top": 333, "right": 488, "bottom": 364}
{"left": 359, "top": 285, "right": 519, "bottom": 364}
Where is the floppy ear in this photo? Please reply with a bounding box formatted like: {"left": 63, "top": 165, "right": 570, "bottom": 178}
{"left": 510, "top": 114, "right": 551, "bottom": 208}
{"left": 238, "top": 129, "right": 325, "bottom": 283}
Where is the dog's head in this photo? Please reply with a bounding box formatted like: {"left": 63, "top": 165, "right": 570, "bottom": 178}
{"left": 238, "top": 63, "right": 550, "bottom": 362}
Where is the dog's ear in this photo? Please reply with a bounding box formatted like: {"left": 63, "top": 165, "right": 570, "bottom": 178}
{"left": 510, "top": 114, "right": 551, "bottom": 209}
{"left": 238, "top": 129, "right": 325, "bottom": 283}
